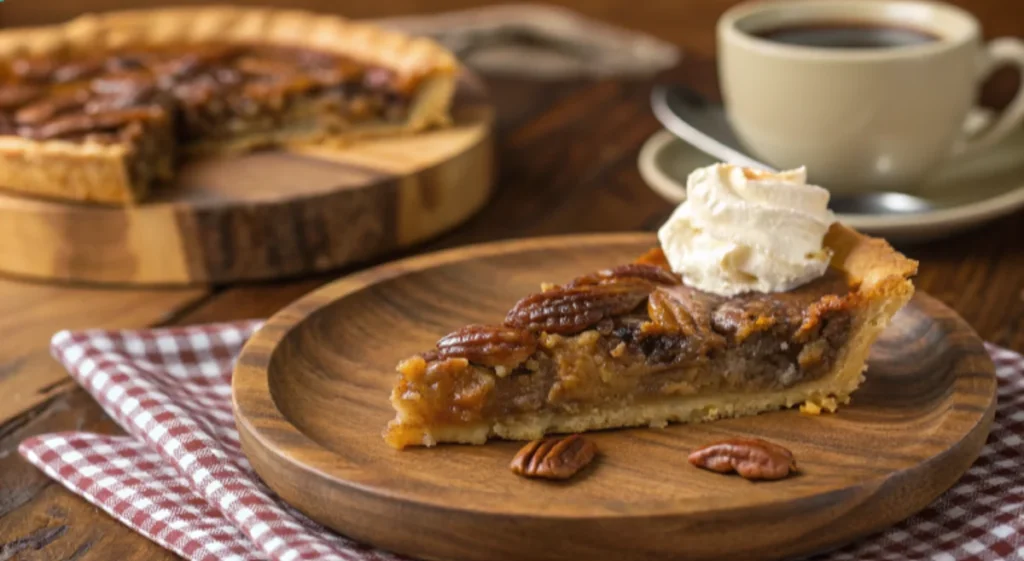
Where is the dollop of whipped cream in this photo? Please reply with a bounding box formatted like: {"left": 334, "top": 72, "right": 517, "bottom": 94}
{"left": 657, "top": 163, "right": 835, "bottom": 296}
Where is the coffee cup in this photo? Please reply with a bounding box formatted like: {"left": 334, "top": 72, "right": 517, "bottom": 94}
{"left": 717, "top": 0, "right": 1024, "bottom": 193}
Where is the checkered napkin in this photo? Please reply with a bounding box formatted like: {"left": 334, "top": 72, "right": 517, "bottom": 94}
{"left": 16, "top": 324, "right": 1024, "bottom": 561}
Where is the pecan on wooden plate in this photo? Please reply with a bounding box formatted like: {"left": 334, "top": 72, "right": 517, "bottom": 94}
{"left": 688, "top": 437, "right": 797, "bottom": 481}
{"left": 510, "top": 434, "right": 597, "bottom": 480}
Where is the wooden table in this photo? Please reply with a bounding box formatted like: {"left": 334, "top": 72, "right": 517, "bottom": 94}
{"left": 0, "top": 50, "right": 1020, "bottom": 561}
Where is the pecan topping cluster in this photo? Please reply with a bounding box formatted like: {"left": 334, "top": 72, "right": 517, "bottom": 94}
{"left": 420, "top": 250, "right": 702, "bottom": 368}
{"left": 646, "top": 288, "right": 701, "bottom": 336}
{"left": 688, "top": 437, "right": 797, "bottom": 481}
{"left": 421, "top": 253, "right": 690, "bottom": 367}
{"left": 0, "top": 43, "right": 408, "bottom": 143}
{"left": 509, "top": 434, "right": 597, "bottom": 480}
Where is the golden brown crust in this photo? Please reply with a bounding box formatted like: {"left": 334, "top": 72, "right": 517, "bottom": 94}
{"left": 825, "top": 222, "right": 919, "bottom": 291}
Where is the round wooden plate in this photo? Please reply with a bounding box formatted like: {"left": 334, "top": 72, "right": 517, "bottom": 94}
{"left": 233, "top": 234, "right": 997, "bottom": 561}
{"left": 0, "top": 74, "right": 493, "bottom": 286}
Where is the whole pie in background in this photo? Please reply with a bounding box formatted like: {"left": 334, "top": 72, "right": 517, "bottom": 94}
{"left": 384, "top": 223, "right": 917, "bottom": 449}
{"left": 0, "top": 7, "right": 457, "bottom": 204}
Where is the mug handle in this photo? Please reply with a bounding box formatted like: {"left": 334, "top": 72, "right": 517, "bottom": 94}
{"left": 954, "top": 37, "right": 1024, "bottom": 157}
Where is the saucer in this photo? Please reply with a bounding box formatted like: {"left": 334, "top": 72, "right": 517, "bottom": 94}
{"left": 638, "top": 128, "right": 1024, "bottom": 241}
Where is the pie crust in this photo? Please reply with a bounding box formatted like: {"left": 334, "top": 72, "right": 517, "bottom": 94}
{"left": 0, "top": 7, "right": 458, "bottom": 204}
{"left": 384, "top": 224, "right": 918, "bottom": 448}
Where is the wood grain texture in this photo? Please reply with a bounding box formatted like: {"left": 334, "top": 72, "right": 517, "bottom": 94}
{"left": 0, "top": 75, "right": 494, "bottom": 285}
{"left": 0, "top": 387, "right": 178, "bottom": 561}
{"left": 0, "top": 280, "right": 206, "bottom": 426}
{"left": 233, "top": 234, "right": 996, "bottom": 561}
{"left": 0, "top": 283, "right": 205, "bottom": 560}
{"left": 0, "top": 484, "right": 177, "bottom": 561}
{"left": 0, "top": 391, "right": 115, "bottom": 520}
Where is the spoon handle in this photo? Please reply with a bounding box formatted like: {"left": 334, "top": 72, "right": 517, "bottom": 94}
{"left": 650, "top": 85, "right": 774, "bottom": 171}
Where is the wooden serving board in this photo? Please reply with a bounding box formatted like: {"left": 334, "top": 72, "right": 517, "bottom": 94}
{"left": 0, "top": 74, "right": 493, "bottom": 286}
{"left": 233, "top": 234, "right": 997, "bottom": 561}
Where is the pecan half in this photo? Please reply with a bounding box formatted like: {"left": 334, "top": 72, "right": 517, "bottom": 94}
{"left": 435, "top": 324, "right": 537, "bottom": 372}
{"left": 87, "top": 73, "right": 160, "bottom": 113}
{"left": 14, "top": 88, "right": 90, "bottom": 125}
{"left": 567, "top": 263, "right": 680, "bottom": 288}
{"left": 0, "top": 84, "right": 43, "bottom": 110}
{"left": 52, "top": 60, "right": 104, "bottom": 83}
{"left": 646, "top": 287, "right": 700, "bottom": 336}
{"left": 505, "top": 281, "right": 653, "bottom": 335}
{"left": 641, "top": 286, "right": 726, "bottom": 353}
{"left": 510, "top": 435, "right": 597, "bottom": 480}
{"left": 634, "top": 247, "right": 672, "bottom": 270}
{"left": 688, "top": 438, "right": 797, "bottom": 481}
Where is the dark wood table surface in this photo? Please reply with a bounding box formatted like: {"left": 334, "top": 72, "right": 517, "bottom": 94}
{"left": 0, "top": 2, "right": 1021, "bottom": 559}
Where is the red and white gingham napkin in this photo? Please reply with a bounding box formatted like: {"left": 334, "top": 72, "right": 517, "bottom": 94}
{"left": 17, "top": 323, "right": 1024, "bottom": 561}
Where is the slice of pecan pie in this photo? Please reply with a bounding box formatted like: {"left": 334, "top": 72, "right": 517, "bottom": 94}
{"left": 0, "top": 7, "right": 457, "bottom": 203}
{"left": 384, "top": 224, "right": 917, "bottom": 448}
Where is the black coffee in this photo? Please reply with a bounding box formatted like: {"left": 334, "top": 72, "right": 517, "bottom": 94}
{"left": 755, "top": 22, "right": 940, "bottom": 49}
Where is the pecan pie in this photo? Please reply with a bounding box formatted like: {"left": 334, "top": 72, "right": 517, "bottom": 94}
{"left": 0, "top": 8, "right": 456, "bottom": 204}
{"left": 384, "top": 224, "right": 917, "bottom": 448}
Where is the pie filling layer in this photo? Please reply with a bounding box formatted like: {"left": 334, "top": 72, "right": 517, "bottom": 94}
{"left": 385, "top": 256, "right": 865, "bottom": 449}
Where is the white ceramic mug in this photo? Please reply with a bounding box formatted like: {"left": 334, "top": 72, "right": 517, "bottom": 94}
{"left": 718, "top": 0, "right": 1024, "bottom": 193}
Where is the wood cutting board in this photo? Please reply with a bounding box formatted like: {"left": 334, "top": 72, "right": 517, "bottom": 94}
{"left": 0, "top": 73, "right": 493, "bottom": 286}
{"left": 232, "top": 233, "right": 997, "bottom": 561}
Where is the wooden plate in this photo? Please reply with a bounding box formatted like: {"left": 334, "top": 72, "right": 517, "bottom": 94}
{"left": 0, "top": 74, "right": 493, "bottom": 286}
{"left": 233, "top": 234, "right": 997, "bottom": 561}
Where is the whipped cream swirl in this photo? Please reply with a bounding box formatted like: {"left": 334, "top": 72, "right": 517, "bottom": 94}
{"left": 657, "top": 163, "right": 835, "bottom": 296}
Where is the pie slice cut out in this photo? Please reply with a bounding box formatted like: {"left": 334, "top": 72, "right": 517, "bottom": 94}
{"left": 384, "top": 224, "right": 917, "bottom": 449}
